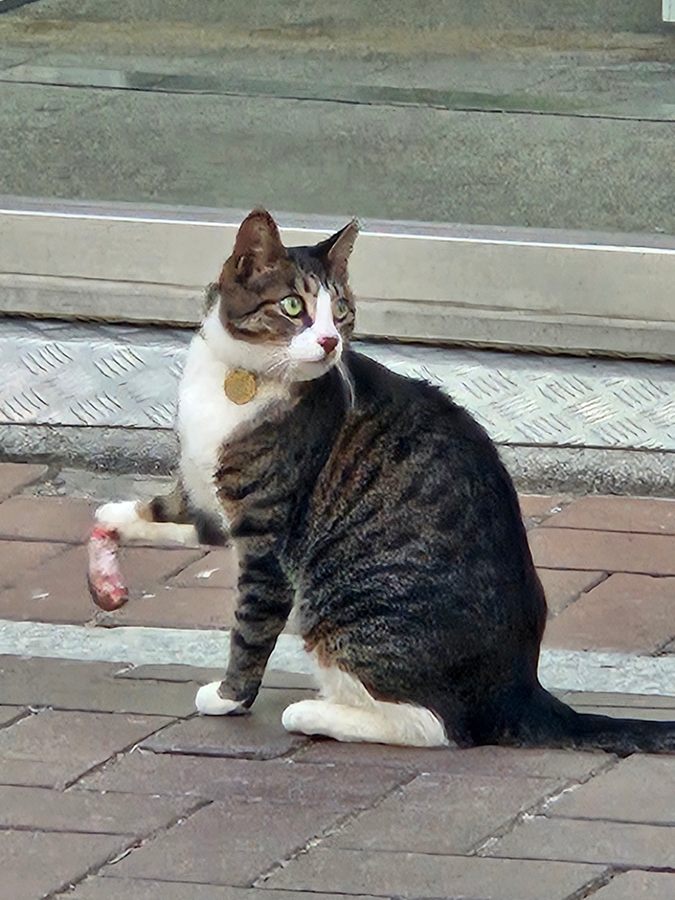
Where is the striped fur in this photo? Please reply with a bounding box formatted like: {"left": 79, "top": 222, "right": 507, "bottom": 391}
{"left": 101, "top": 210, "right": 675, "bottom": 755}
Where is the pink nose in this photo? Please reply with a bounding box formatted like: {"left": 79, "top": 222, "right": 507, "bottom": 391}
{"left": 318, "top": 335, "right": 338, "bottom": 355}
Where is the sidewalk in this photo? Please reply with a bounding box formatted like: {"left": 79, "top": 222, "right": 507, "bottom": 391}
{"left": 1, "top": 461, "right": 675, "bottom": 900}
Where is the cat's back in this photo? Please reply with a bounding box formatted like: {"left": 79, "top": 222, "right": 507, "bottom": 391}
{"left": 311, "top": 350, "right": 533, "bottom": 586}
{"left": 344, "top": 349, "right": 500, "bottom": 466}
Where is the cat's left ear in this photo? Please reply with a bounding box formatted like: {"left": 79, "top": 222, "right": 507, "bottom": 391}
{"left": 317, "top": 219, "right": 359, "bottom": 280}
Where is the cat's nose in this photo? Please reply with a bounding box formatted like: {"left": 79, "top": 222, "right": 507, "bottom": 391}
{"left": 318, "top": 336, "right": 338, "bottom": 355}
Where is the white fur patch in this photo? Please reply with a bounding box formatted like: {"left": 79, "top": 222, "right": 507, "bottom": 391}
{"left": 195, "top": 681, "right": 244, "bottom": 715}
{"left": 281, "top": 663, "right": 450, "bottom": 747}
{"left": 288, "top": 287, "right": 341, "bottom": 367}
{"left": 177, "top": 308, "right": 291, "bottom": 528}
{"left": 95, "top": 501, "right": 199, "bottom": 546}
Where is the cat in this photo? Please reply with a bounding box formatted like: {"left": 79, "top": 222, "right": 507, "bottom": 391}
{"left": 90, "top": 208, "right": 675, "bottom": 755}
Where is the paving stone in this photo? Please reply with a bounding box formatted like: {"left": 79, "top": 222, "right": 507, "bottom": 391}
{"left": 264, "top": 848, "right": 606, "bottom": 900}
{"left": 542, "top": 495, "right": 675, "bottom": 535}
{"left": 0, "top": 655, "right": 198, "bottom": 716}
{"left": 168, "top": 546, "right": 238, "bottom": 589}
{"left": 0, "top": 708, "right": 171, "bottom": 789}
{"left": 118, "top": 545, "right": 206, "bottom": 589}
{"left": 546, "top": 754, "right": 675, "bottom": 824}
{"left": 297, "top": 741, "right": 455, "bottom": 770}
{"left": 261, "top": 669, "right": 317, "bottom": 690}
{"left": 0, "top": 463, "right": 48, "bottom": 501}
{"left": 0, "top": 655, "right": 120, "bottom": 700}
{"left": 519, "top": 494, "right": 567, "bottom": 523}
{"left": 111, "top": 585, "right": 238, "bottom": 629}
{"left": 68, "top": 881, "right": 368, "bottom": 900}
{"left": 328, "top": 771, "right": 559, "bottom": 854}
{"left": 0, "top": 830, "right": 129, "bottom": 900}
{"left": 141, "top": 688, "right": 313, "bottom": 759}
{"left": 0, "top": 784, "right": 199, "bottom": 833}
{"left": 590, "top": 871, "right": 675, "bottom": 900}
{"left": 0, "top": 495, "right": 96, "bottom": 542}
{"left": 0, "top": 706, "right": 25, "bottom": 729}
{"left": 77, "top": 751, "right": 406, "bottom": 811}
{"left": 566, "top": 705, "right": 675, "bottom": 721}
{"left": 114, "top": 666, "right": 315, "bottom": 691}
{"left": 298, "top": 740, "right": 609, "bottom": 780}
{"left": 0, "top": 545, "right": 94, "bottom": 623}
{"left": 566, "top": 692, "right": 675, "bottom": 709}
{"left": 543, "top": 573, "right": 675, "bottom": 652}
{"left": 103, "top": 798, "right": 344, "bottom": 887}
{"left": 486, "top": 816, "right": 675, "bottom": 868}
{"left": 0, "top": 543, "right": 204, "bottom": 625}
{"left": 114, "top": 663, "right": 225, "bottom": 683}
{"left": 528, "top": 528, "right": 675, "bottom": 575}
{"left": 42, "top": 469, "right": 175, "bottom": 503}
{"left": 0, "top": 539, "right": 68, "bottom": 589}
{"left": 538, "top": 568, "right": 606, "bottom": 617}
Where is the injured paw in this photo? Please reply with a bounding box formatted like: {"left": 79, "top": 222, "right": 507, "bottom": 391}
{"left": 87, "top": 525, "right": 128, "bottom": 611}
{"left": 195, "top": 682, "right": 246, "bottom": 715}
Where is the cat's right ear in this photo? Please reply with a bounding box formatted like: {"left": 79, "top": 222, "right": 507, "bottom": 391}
{"left": 317, "top": 218, "right": 359, "bottom": 281}
{"left": 227, "top": 209, "right": 287, "bottom": 283}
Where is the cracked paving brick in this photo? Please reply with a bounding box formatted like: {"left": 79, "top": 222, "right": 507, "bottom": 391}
{"left": 0, "top": 708, "right": 172, "bottom": 789}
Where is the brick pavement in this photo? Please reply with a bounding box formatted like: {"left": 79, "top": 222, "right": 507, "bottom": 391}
{"left": 0, "top": 463, "right": 674, "bottom": 655}
{"left": 0, "top": 655, "right": 673, "bottom": 900}
{"left": 1, "top": 463, "right": 675, "bottom": 899}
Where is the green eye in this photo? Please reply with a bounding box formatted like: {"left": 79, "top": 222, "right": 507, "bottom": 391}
{"left": 280, "top": 296, "right": 304, "bottom": 317}
{"left": 334, "top": 298, "right": 350, "bottom": 319}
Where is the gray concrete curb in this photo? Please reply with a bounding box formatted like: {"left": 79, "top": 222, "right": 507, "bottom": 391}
{"left": 1, "top": 621, "right": 674, "bottom": 696}
{"left": 3, "top": 424, "right": 675, "bottom": 497}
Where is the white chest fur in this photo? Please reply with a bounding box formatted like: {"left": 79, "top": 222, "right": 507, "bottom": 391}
{"left": 177, "top": 309, "right": 291, "bottom": 526}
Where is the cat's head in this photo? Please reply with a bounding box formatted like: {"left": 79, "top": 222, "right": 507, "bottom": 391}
{"left": 210, "top": 208, "right": 359, "bottom": 383}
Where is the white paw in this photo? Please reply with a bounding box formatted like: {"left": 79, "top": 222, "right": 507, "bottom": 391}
{"left": 96, "top": 500, "right": 140, "bottom": 531}
{"left": 281, "top": 699, "right": 326, "bottom": 735}
{"left": 195, "top": 681, "right": 244, "bottom": 715}
{"left": 96, "top": 501, "right": 198, "bottom": 546}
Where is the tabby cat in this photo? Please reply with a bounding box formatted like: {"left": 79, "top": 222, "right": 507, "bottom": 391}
{"left": 90, "top": 209, "right": 675, "bottom": 755}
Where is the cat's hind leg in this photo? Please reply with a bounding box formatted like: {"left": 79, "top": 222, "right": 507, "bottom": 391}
{"left": 282, "top": 664, "right": 450, "bottom": 748}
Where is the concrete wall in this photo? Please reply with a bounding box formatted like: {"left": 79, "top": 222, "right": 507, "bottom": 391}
{"left": 3, "top": 199, "right": 675, "bottom": 360}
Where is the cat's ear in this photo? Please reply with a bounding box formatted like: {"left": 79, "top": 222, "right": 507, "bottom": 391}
{"left": 317, "top": 219, "right": 359, "bottom": 280}
{"left": 230, "top": 209, "right": 286, "bottom": 281}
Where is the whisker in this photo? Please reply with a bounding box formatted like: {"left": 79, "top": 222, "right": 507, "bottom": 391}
{"left": 265, "top": 354, "right": 291, "bottom": 380}
{"left": 336, "top": 357, "right": 355, "bottom": 409}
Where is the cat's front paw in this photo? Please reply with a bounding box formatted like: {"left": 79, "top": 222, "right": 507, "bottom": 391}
{"left": 195, "top": 682, "right": 246, "bottom": 716}
{"left": 96, "top": 500, "right": 141, "bottom": 533}
{"left": 87, "top": 525, "right": 128, "bottom": 611}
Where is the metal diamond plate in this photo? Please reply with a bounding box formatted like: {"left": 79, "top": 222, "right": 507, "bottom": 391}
{"left": 0, "top": 319, "right": 190, "bottom": 430}
{"left": 2, "top": 318, "right": 675, "bottom": 452}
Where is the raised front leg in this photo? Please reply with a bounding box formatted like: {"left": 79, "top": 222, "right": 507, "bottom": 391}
{"left": 196, "top": 541, "right": 293, "bottom": 715}
{"left": 94, "top": 484, "right": 200, "bottom": 547}
{"left": 88, "top": 483, "right": 203, "bottom": 611}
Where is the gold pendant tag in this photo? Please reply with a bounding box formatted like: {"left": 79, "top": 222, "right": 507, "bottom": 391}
{"left": 224, "top": 369, "right": 257, "bottom": 405}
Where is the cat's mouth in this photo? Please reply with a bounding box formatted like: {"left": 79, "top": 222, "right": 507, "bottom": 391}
{"left": 286, "top": 335, "right": 343, "bottom": 382}
{"left": 287, "top": 351, "right": 341, "bottom": 383}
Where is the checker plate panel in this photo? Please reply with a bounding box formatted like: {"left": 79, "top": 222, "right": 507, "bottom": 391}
{"left": 1, "top": 318, "right": 675, "bottom": 451}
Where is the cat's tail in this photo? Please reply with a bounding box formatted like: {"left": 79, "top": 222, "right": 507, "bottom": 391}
{"left": 472, "top": 684, "right": 675, "bottom": 756}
